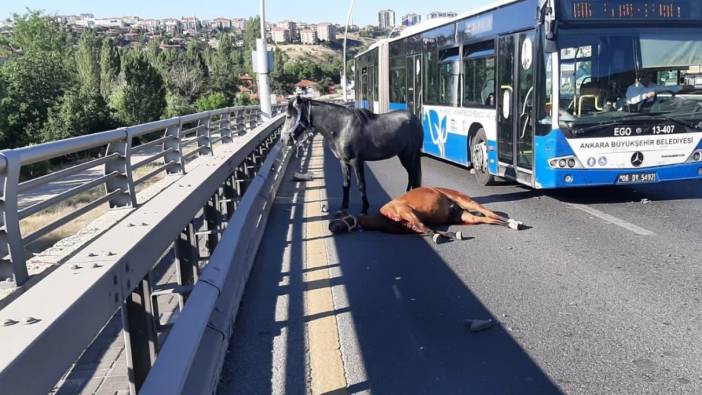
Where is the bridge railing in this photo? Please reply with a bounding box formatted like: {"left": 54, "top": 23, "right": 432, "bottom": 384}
{"left": 0, "top": 109, "right": 293, "bottom": 395}
{"left": 141, "top": 121, "right": 294, "bottom": 395}
{"left": 0, "top": 105, "right": 284, "bottom": 287}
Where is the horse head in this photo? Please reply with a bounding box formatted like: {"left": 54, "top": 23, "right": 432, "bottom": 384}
{"left": 283, "top": 96, "right": 312, "bottom": 145}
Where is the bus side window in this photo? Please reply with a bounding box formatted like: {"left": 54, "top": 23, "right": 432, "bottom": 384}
{"left": 390, "top": 57, "right": 407, "bottom": 104}
{"left": 463, "top": 40, "right": 496, "bottom": 107}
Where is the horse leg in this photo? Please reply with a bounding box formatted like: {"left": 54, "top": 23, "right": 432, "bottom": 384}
{"left": 413, "top": 154, "right": 422, "bottom": 189}
{"left": 340, "top": 161, "right": 352, "bottom": 213}
{"left": 352, "top": 160, "right": 370, "bottom": 214}
{"left": 398, "top": 153, "right": 415, "bottom": 192}
{"left": 435, "top": 188, "right": 509, "bottom": 223}
{"left": 460, "top": 211, "right": 510, "bottom": 227}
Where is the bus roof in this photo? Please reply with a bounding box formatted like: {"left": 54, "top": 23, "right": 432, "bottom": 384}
{"left": 355, "top": 0, "right": 530, "bottom": 59}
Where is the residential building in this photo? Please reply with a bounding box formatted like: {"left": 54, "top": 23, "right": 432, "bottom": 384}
{"left": 94, "top": 18, "right": 124, "bottom": 28}
{"left": 181, "top": 17, "right": 201, "bottom": 32}
{"left": 212, "top": 17, "right": 232, "bottom": 29}
{"left": 317, "top": 22, "right": 336, "bottom": 42}
{"left": 300, "top": 29, "right": 318, "bottom": 45}
{"left": 163, "top": 18, "right": 181, "bottom": 34}
{"left": 137, "top": 19, "right": 161, "bottom": 32}
{"left": 271, "top": 28, "right": 290, "bottom": 44}
{"left": 75, "top": 18, "right": 95, "bottom": 28}
{"left": 378, "top": 9, "right": 395, "bottom": 30}
{"left": 276, "top": 21, "right": 298, "bottom": 42}
{"left": 426, "top": 11, "right": 458, "bottom": 20}
{"left": 231, "top": 18, "right": 248, "bottom": 30}
{"left": 402, "top": 13, "right": 421, "bottom": 26}
{"left": 121, "top": 16, "right": 140, "bottom": 26}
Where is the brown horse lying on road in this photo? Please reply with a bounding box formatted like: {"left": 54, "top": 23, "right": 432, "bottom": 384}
{"left": 329, "top": 187, "right": 523, "bottom": 243}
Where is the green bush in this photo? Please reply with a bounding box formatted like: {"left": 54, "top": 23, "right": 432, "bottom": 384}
{"left": 194, "top": 92, "right": 228, "bottom": 112}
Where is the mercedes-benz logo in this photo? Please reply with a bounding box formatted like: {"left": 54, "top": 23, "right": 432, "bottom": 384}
{"left": 631, "top": 151, "right": 644, "bottom": 167}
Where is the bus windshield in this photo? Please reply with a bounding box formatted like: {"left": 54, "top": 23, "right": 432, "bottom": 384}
{"left": 557, "top": 28, "right": 702, "bottom": 129}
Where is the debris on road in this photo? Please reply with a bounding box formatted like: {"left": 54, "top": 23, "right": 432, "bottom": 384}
{"left": 464, "top": 318, "right": 495, "bottom": 332}
{"left": 293, "top": 172, "right": 315, "bottom": 181}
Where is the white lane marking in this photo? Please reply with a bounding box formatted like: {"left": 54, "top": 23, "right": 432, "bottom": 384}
{"left": 567, "top": 203, "right": 656, "bottom": 236}
{"left": 392, "top": 284, "right": 402, "bottom": 301}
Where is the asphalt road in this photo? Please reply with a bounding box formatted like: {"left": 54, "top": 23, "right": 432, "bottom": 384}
{"left": 223, "top": 146, "right": 702, "bottom": 394}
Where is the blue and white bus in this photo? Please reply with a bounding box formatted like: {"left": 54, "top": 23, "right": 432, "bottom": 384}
{"left": 354, "top": 0, "right": 702, "bottom": 188}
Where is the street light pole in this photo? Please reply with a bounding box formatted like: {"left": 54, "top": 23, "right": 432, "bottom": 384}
{"left": 256, "top": 0, "right": 272, "bottom": 118}
{"left": 342, "top": 0, "right": 356, "bottom": 102}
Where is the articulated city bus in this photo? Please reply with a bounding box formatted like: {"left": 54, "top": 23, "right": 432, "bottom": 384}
{"left": 354, "top": 0, "right": 702, "bottom": 188}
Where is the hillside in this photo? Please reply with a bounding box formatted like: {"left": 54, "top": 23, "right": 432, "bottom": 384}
{"left": 275, "top": 33, "right": 377, "bottom": 63}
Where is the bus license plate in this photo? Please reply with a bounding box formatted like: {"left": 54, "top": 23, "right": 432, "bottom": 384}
{"left": 617, "top": 173, "right": 657, "bottom": 184}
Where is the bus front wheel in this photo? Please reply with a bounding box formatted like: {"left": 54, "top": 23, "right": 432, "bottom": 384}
{"left": 471, "top": 129, "right": 495, "bottom": 186}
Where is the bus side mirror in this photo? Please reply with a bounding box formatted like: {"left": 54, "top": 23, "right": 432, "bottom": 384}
{"left": 539, "top": 3, "right": 557, "bottom": 53}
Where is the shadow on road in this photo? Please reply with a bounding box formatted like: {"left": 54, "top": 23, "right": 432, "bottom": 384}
{"left": 218, "top": 150, "right": 312, "bottom": 395}
{"left": 323, "top": 147, "right": 561, "bottom": 394}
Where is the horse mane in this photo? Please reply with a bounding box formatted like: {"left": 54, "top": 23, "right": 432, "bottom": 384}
{"left": 305, "top": 99, "right": 375, "bottom": 124}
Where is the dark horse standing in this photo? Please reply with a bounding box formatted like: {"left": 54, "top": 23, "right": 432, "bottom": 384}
{"left": 284, "top": 97, "right": 423, "bottom": 214}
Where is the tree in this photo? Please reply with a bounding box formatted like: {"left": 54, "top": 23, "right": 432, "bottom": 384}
{"left": 208, "top": 33, "right": 240, "bottom": 103}
{"left": 163, "top": 41, "right": 206, "bottom": 103}
{"left": 0, "top": 11, "right": 71, "bottom": 148}
{"left": 235, "top": 93, "right": 253, "bottom": 106}
{"left": 165, "top": 93, "right": 195, "bottom": 118}
{"left": 0, "top": 51, "right": 69, "bottom": 147}
{"left": 270, "top": 47, "right": 295, "bottom": 94}
{"left": 242, "top": 17, "right": 261, "bottom": 74}
{"left": 167, "top": 63, "right": 205, "bottom": 102}
{"left": 99, "top": 38, "right": 120, "bottom": 99}
{"left": 43, "top": 88, "right": 115, "bottom": 142}
{"left": 0, "top": 10, "right": 71, "bottom": 58}
{"left": 75, "top": 31, "right": 101, "bottom": 94}
{"left": 194, "top": 92, "right": 227, "bottom": 112}
{"left": 112, "top": 53, "right": 166, "bottom": 125}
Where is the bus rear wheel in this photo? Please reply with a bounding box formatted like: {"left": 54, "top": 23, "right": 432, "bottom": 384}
{"left": 471, "top": 129, "right": 495, "bottom": 186}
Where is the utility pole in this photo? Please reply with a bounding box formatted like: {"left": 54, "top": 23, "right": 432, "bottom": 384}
{"left": 256, "top": 0, "right": 272, "bottom": 118}
{"left": 342, "top": 0, "right": 356, "bottom": 102}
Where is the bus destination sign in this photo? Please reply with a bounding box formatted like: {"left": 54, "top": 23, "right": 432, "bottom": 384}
{"left": 562, "top": 0, "right": 702, "bottom": 20}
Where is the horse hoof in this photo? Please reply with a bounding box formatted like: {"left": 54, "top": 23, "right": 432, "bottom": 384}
{"left": 507, "top": 219, "right": 523, "bottom": 231}
{"left": 432, "top": 234, "right": 450, "bottom": 244}
{"left": 334, "top": 210, "right": 348, "bottom": 218}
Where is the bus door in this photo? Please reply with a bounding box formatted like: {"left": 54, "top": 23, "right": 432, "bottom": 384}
{"left": 360, "top": 67, "right": 369, "bottom": 109}
{"left": 406, "top": 54, "right": 422, "bottom": 118}
{"left": 497, "top": 31, "right": 536, "bottom": 183}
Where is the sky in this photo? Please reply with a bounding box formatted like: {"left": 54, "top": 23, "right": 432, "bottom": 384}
{"left": 0, "top": 0, "right": 493, "bottom": 26}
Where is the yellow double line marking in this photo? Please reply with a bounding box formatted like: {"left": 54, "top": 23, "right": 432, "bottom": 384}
{"left": 302, "top": 143, "right": 348, "bottom": 395}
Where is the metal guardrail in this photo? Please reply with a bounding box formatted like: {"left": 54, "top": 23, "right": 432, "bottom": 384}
{"left": 0, "top": 105, "right": 285, "bottom": 287}
{"left": 0, "top": 112, "right": 290, "bottom": 394}
{"left": 141, "top": 127, "right": 293, "bottom": 395}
